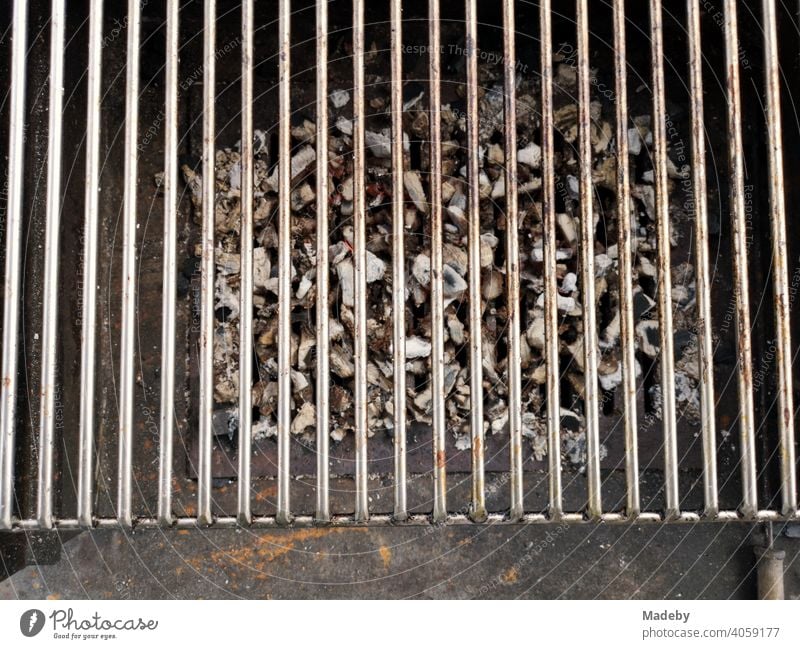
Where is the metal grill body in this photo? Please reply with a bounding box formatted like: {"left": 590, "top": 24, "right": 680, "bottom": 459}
{"left": 0, "top": 0, "right": 798, "bottom": 532}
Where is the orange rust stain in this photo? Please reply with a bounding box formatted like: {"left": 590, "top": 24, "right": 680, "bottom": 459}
{"left": 47, "top": 593, "right": 62, "bottom": 600}
{"left": 472, "top": 435, "right": 482, "bottom": 460}
{"left": 255, "top": 484, "right": 278, "bottom": 502}
{"left": 378, "top": 545, "right": 391, "bottom": 569}
{"left": 501, "top": 567, "right": 518, "bottom": 584}
{"left": 2, "top": 377, "right": 10, "bottom": 388}
{"left": 436, "top": 450, "right": 446, "bottom": 469}
{"left": 177, "top": 529, "right": 191, "bottom": 536}
{"left": 186, "top": 527, "right": 367, "bottom": 573}
{"left": 143, "top": 438, "right": 153, "bottom": 451}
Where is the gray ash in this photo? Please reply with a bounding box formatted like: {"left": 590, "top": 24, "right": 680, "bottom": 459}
{"left": 174, "top": 46, "right": 701, "bottom": 470}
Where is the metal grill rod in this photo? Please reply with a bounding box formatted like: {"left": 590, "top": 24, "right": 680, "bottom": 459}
{"left": 429, "top": 0, "right": 447, "bottom": 523}
{"left": 37, "top": 0, "right": 66, "bottom": 530}
{"left": 687, "top": 0, "right": 719, "bottom": 517}
{"left": 353, "top": 0, "right": 369, "bottom": 522}
{"left": 277, "top": 0, "right": 293, "bottom": 525}
{"left": 158, "top": 0, "right": 180, "bottom": 527}
{"left": 540, "top": 0, "right": 563, "bottom": 519}
{"left": 198, "top": 0, "right": 216, "bottom": 526}
{"left": 722, "top": 0, "right": 758, "bottom": 517}
{"left": 650, "top": 0, "right": 679, "bottom": 519}
{"left": 502, "top": 0, "right": 523, "bottom": 521}
{"left": 762, "top": 0, "right": 797, "bottom": 516}
{"left": 78, "top": 0, "right": 104, "bottom": 528}
{"left": 316, "top": 0, "right": 332, "bottom": 523}
{"left": 118, "top": 0, "right": 142, "bottom": 528}
{"left": 613, "top": 0, "right": 640, "bottom": 518}
{"left": 0, "top": 0, "right": 28, "bottom": 531}
{"left": 577, "top": 0, "right": 601, "bottom": 519}
{"left": 391, "top": 0, "right": 407, "bottom": 522}
{"left": 465, "top": 0, "right": 486, "bottom": 522}
{"left": 238, "top": 0, "right": 255, "bottom": 526}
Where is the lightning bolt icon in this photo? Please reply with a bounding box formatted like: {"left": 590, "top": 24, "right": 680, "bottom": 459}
{"left": 28, "top": 611, "right": 38, "bottom": 633}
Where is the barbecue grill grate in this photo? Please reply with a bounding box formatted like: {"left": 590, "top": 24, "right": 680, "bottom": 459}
{"left": 0, "top": 0, "right": 797, "bottom": 530}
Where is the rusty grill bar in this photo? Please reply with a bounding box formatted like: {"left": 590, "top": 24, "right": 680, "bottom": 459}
{"left": 723, "top": 0, "right": 758, "bottom": 518}
{"left": 502, "top": 0, "right": 523, "bottom": 522}
{"left": 577, "top": 0, "right": 601, "bottom": 520}
{"left": 613, "top": 0, "right": 639, "bottom": 518}
{"left": 686, "top": 0, "right": 717, "bottom": 518}
{"left": 465, "top": 0, "right": 486, "bottom": 522}
{"left": 0, "top": 0, "right": 798, "bottom": 531}
{"left": 650, "top": 0, "right": 679, "bottom": 519}
{"left": 762, "top": 0, "right": 797, "bottom": 517}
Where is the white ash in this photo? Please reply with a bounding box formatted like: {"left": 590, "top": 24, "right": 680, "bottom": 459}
{"left": 330, "top": 89, "right": 350, "bottom": 108}
{"left": 291, "top": 402, "right": 316, "bottom": 435}
{"left": 336, "top": 116, "right": 353, "bottom": 136}
{"left": 405, "top": 336, "right": 432, "bottom": 359}
{"left": 518, "top": 141, "right": 542, "bottom": 169}
{"left": 365, "top": 129, "right": 392, "bottom": 158}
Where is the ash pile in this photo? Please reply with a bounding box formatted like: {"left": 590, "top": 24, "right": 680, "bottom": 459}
{"left": 175, "top": 45, "right": 701, "bottom": 472}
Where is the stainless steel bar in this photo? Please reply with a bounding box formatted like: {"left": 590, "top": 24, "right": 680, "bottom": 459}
{"left": 13, "top": 504, "right": 800, "bottom": 530}
{"left": 277, "top": 0, "right": 293, "bottom": 525}
{"left": 429, "top": 0, "right": 447, "bottom": 523}
{"left": 353, "top": 0, "right": 369, "bottom": 522}
{"left": 159, "top": 0, "right": 179, "bottom": 528}
{"left": 238, "top": 0, "right": 254, "bottom": 526}
{"left": 9, "top": 507, "right": 794, "bottom": 531}
{"left": 119, "top": 0, "right": 142, "bottom": 528}
{"left": 650, "top": 0, "right": 679, "bottom": 519}
{"left": 613, "top": 0, "right": 640, "bottom": 518}
{"left": 465, "top": 0, "right": 486, "bottom": 522}
{"left": 540, "top": 0, "right": 562, "bottom": 519}
{"left": 78, "top": 0, "right": 103, "bottom": 528}
{"left": 763, "top": 0, "right": 796, "bottom": 516}
{"left": 722, "top": 0, "right": 757, "bottom": 517}
{"left": 577, "top": 0, "right": 601, "bottom": 519}
{"left": 0, "top": 0, "right": 27, "bottom": 530}
{"left": 316, "top": 0, "right": 331, "bottom": 523}
{"left": 37, "top": 0, "right": 66, "bottom": 530}
{"left": 687, "top": 0, "right": 718, "bottom": 517}
{"left": 198, "top": 0, "right": 216, "bottom": 526}
{"left": 391, "top": 0, "right": 407, "bottom": 521}
{"left": 502, "top": 0, "right": 523, "bottom": 521}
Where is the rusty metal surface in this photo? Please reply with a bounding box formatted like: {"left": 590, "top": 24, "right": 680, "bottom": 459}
{"left": 2, "top": 524, "right": 800, "bottom": 599}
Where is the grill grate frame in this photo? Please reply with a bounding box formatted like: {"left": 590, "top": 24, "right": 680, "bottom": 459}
{"left": 0, "top": 0, "right": 798, "bottom": 531}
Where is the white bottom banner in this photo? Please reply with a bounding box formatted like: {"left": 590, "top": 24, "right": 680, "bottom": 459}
{"left": 0, "top": 600, "right": 798, "bottom": 648}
